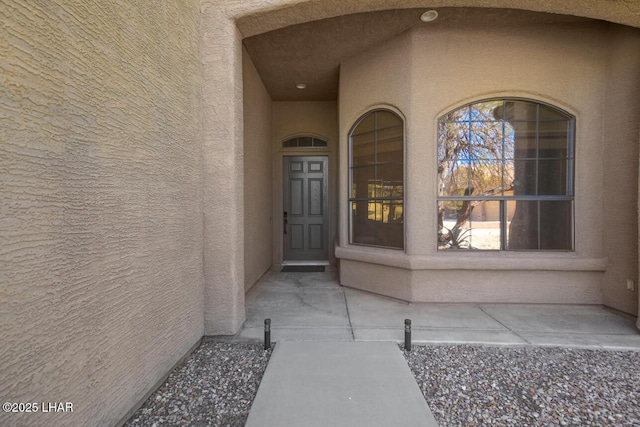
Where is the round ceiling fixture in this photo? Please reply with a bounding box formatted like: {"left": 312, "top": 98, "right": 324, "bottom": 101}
{"left": 296, "top": 83, "right": 307, "bottom": 89}
{"left": 420, "top": 10, "right": 439, "bottom": 23}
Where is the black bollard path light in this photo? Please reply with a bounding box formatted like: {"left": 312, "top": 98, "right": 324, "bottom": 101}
{"left": 264, "top": 318, "right": 271, "bottom": 350}
{"left": 404, "top": 319, "right": 412, "bottom": 351}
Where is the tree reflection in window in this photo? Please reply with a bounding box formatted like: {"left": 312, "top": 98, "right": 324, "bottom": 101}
{"left": 437, "top": 99, "right": 574, "bottom": 251}
{"left": 364, "top": 181, "right": 403, "bottom": 223}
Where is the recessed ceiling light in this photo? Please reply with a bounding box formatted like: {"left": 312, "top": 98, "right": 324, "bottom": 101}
{"left": 420, "top": 10, "right": 438, "bottom": 23}
{"left": 296, "top": 83, "right": 307, "bottom": 89}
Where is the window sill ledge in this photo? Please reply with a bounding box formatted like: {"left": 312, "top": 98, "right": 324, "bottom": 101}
{"left": 335, "top": 245, "right": 607, "bottom": 272}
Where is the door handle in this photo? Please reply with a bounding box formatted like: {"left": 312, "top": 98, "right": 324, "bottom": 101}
{"left": 283, "top": 212, "right": 288, "bottom": 234}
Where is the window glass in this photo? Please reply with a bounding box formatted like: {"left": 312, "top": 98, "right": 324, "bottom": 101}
{"left": 282, "top": 136, "right": 328, "bottom": 148}
{"left": 283, "top": 138, "right": 298, "bottom": 147}
{"left": 349, "top": 110, "right": 404, "bottom": 249}
{"left": 537, "top": 159, "right": 568, "bottom": 195}
{"left": 539, "top": 201, "right": 573, "bottom": 250}
{"left": 438, "top": 99, "right": 574, "bottom": 251}
{"left": 352, "top": 114, "right": 375, "bottom": 135}
{"left": 352, "top": 133, "right": 375, "bottom": 167}
{"left": 298, "top": 136, "right": 313, "bottom": 147}
{"left": 538, "top": 121, "right": 569, "bottom": 158}
{"left": 313, "top": 138, "right": 328, "bottom": 147}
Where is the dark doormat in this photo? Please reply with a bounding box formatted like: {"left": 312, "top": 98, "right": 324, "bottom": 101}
{"left": 281, "top": 266, "right": 325, "bottom": 273}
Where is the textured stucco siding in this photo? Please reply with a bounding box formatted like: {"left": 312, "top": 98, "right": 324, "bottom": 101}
{"left": 0, "top": 2, "right": 204, "bottom": 426}
{"left": 201, "top": 2, "right": 246, "bottom": 335}
{"left": 340, "top": 259, "right": 602, "bottom": 304}
{"left": 243, "top": 47, "right": 273, "bottom": 291}
{"left": 234, "top": 0, "right": 640, "bottom": 38}
{"left": 602, "top": 25, "right": 640, "bottom": 315}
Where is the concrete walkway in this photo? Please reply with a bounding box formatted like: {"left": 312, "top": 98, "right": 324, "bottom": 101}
{"left": 245, "top": 341, "right": 438, "bottom": 427}
{"left": 236, "top": 267, "right": 640, "bottom": 350}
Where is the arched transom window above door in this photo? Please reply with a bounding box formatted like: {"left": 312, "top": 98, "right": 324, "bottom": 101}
{"left": 282, "top": 135, "right": 328, "bottom": 148}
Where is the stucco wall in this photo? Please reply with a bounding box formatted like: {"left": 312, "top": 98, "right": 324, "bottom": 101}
{"left": 243, "top": 48, "right": 273, "bottom": 291}
{"left": 272, "top": 102, "right": 339, "bottom": 264}
{"left": 201, "top": 2, "right": 246, "bottom": 335}
{"left": 336, "top": 19, "right": 639, "bottom": 308}
{"left": 0, "top": 2, "right": 204, "bottom": 426}
{"left": 602, "top": 25, "right": 640, "bottom": 315}
{"left": 234, "top": 0, "right": 640, "bottom": 38}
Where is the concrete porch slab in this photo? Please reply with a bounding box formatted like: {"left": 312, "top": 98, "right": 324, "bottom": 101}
{"left": 479, "top": 303, "right": 639, "bottom": 334}
{"left": 254, "top": 268, "right": 342, "bottom": 290}
{"left": 232, "top": 268, "right": 640, "bottom": 351}
{"left": 353, "top": 327, "right": 528, "bottom": 346}
{"left": 344, "top": 288, "right": 507, "bottom": 330}
{"left": 244, "top": 287, "right": 350, "bottom": 328}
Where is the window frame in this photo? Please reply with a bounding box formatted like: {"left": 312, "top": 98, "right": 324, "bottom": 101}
{"left": 348, "top": 108, "right": 406, "bottom": 250}
{"left": 282, "top": 135, "right": 328, "bottom": 148}
{"left": 436, "top": 98, "right": 575, "bottom": 252}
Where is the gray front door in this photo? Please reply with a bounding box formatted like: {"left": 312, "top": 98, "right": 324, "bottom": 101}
{"left": 283, "top": 156, "right": 329, "bottom": 261}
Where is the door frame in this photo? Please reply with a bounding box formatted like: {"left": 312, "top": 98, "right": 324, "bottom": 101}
{"left": 280, "top": 154, "right": 331, "bottom": 265}
{"left": 272, "top": 127, "right": 336, "bottom": 267}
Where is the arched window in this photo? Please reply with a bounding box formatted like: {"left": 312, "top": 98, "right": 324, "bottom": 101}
{"left": 437, "top": 99, "right": 574, "bottom": 251}
{"left": 282, "top": 135, "right": 328, "bottom": 148}
{"left": 349, "top": 109, "right": 404, "bottom": 249}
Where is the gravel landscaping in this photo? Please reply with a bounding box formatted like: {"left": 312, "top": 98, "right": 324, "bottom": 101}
{"left": 123, "top": 341, "right": 640, "bottom": 427}
{"left": 404, "top": 345, "right": 640, "bottom": 426}
{"left": 125, "top": 342, "right": 272, "bottom": 427}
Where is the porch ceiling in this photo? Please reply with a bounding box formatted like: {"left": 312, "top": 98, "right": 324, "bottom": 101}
{"left": 242, "top": 7, "right": 593, "bottom": 101}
